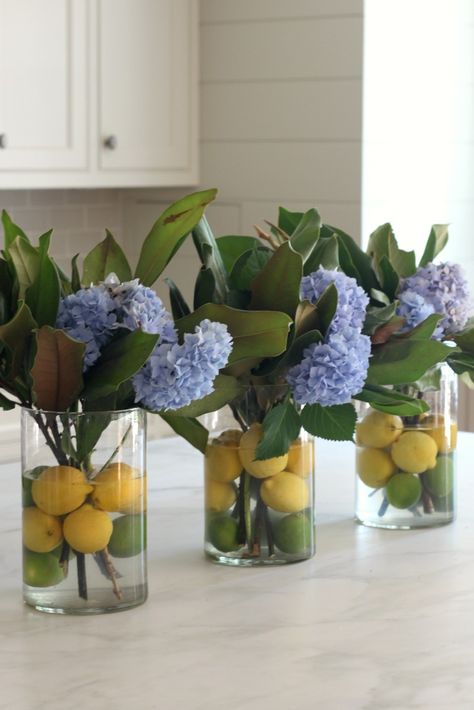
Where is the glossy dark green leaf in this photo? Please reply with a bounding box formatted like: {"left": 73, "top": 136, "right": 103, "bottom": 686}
{"left": 325, "top": 224, "right": 380, "bottom": 293}
{"left": 0, "top": 259, "right": 12, "bottom": 324}
{"left": 290, "top": 208, "right": 321, "bottom": 261}
{"left": 192, "top": 216, "right": 231, "bottom": 303}
{"left": 255, "top": 400, "right": 301, "bottom": 459}
{"left": 83, "top": 230, "right": 132, "bottom": 284}
{"left": 71, "top": 254, "right": 82, "bottom": 292}
{"left": 194, "top": 264, "right": 217, "bottom": 309}
{"left": 355, "top": 384, "right": 429, "bottom": 416}
{"left": 25, "top": 231, "right": 60, "bottom": 327}
{"left": 159, "top": 413, "right": 209, "bottom": 453}
{"left": 166, "top": 374, "right": 244, "bottom": 418}
{"left": 419, "top": 224, "right": 449, "bottom": 267}
{"left": 366, "top": 338, "right": 451, "bottom": 385}
{"left": 378, "top": 255, "right": 399, "bottom": 299}
{"left": 278, "top": 207, "right": 304, "bottom": 235}
{"left": 304, "top": 234, "right": 339, "bottom": 274}
{"left": 301, "top": 402, "right": 357, "bottom": 441}
{"left": 452, "top": 325, "right": 474, "bottom": 355}
{"left": 8, "top": 236, "right": 40, "bottom": 299}
{"left": 1, "top": 210, "right": 29, "bottom": 250}
{"left": 75, "top": 412, "right": 112, "bottom": 463}
{"left": 165, "top": 278, "right": 191, "bottom": 319}
{"left": 229, "top": 247, "right": 272, "bottom": 291}
{"left": 30, "top": 326, "right": 84, "bottom": 411}
{"left": 0, "top": 301, "right": 36, "bottom": 377}
{"left": 447, "top": 351, "right": 474, "bottom": 376}
{"left": 216, "top": 235, "right": 262, "bottom": 273}
{"left": 395, "top": 313, "right": 442, "bottom": 340}
{"left": 250, "top": 241, "right": 302, "bottom": 317}
{"left": 363, "top": 303, "right": 398, "bottom": 335}
{"left": 84, "top": 330, "right": 159, "bottom": 400}
{"left": 135, "top": 189, "right": 218, "bottom": 286}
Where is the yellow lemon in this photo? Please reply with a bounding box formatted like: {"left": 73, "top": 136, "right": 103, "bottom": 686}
{"left": 422, "top": 415, "right": 458, "bottom": 454}
{"left": 356, "top": 411, "right": 403, "bottom": 448}
{"left": 205, "top": 477, "right": 237, "bottom": 512}
{"left": 391, "top": 431, "right": 438, "bottom": 474}
{"left": 261, "top": 472, "right": 309, "bottom": 513}
{"left": 32, "top": 466, "right": 93, "bottom": 516}
{"left": 238, "top": 423, "right": 288, "bottom": 479}
{"left": 23, "top": 507, "right": 63, "bottom": 553}
{"left": 217, "top": 429, "right": 242, "bottom": 445}
{"left": 91, "top": 462, "right": 143, "bottom": 513}
{"left": 205, "top": 432, "right": 242, "bottom": 483}
{"left": 356, "top": 447, "right": 397, "bottom": 488}
{"left": 63, "top": 504, "right": 113, "bottom": 554}
{"left": 286, "top": 439, "right": 314, "bottom": 478}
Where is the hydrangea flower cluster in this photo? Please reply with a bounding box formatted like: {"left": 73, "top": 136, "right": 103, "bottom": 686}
{"left": 397, "top": 262, "right": 470, "bottom": 339}
{"left": 288, "top": 268, "right": 371, "bottom": 406}
{"left": 133, "top": 320, "right": 233, "bottom": 411}
{"left": 57, "top": 274, "right": 232, "bottom": 410}
{"left": 300, "top": 267, "right": 369, "bottom": 335}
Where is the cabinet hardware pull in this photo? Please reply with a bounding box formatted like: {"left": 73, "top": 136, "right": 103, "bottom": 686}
{"left": 104, "top": 135, "right": 118, "bottom": 150}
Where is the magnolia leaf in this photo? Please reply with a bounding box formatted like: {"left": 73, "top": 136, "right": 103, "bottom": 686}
{"left": 135, "top": 189, "right": 218, "bottom": 286}
{"left": 8, "top": 235, "right": 40, "bottom": 299}
{"left": 82, "top": 230, "right": 132, "bottom": 284}
{"left": 290, "top": 208, "right": 321, "bottom": 261}
{"left": 0, "top": 301, "right": 36, "bottom": 377}
{"left": 71, "top": 254, "right": 82, "bottom": 292}
{"left": 229, "top": 247, "right": 272, "bottom": 291}
{"left": 371, "top": 288, "right": 391, "bottom": 305}
{"left": 84, "top": 330, "right": 159, "bottom": 400}
{"left": 176, "top": 304, "right": 291, "bottom": 366}
{"left": 30, "top": 327, "right": 84, "bottom": 411}
{"left": 304, "top": 234, "right": 339, "bottom": 274}
{"left": 74, "top": 412, "right": 112, "bottom": 463}
{"left": 2, "top": 210, "right": 29, "bottom": 250}
{"left": 250, "top": 241, "right": 302, "bottom": 317}
{"left": 395, "top": 313, "right": 442, "bottom": 340}
{"left": 355, "top": 384, "right": 429, "bottom": 416}
{"left": 378, "top": 255, "right": 399, "bottom": 299}
{"left": 255, "top": 400, "right": 301, "bottom": 460}
{"left": 363, "top": 303, "right": 398, "bottom": 335}
{"left": 419, "top": 224, "right": 449, "bottom": 267}
{"left": 301, "top": 402, "right": 357, "bottom": 441}
{"left": 278, "top": 207, "right": 304, "bottom": 235}
{"left": 0, "top": 258, "right": 13, "bottom": 324}
{"left": 165, "top": 374, "right": 244, "bottom": 418}
{"left": 452, "top": 326, "right": 474, "bottom": 355}
{"left": 165, "top": 277, "right": 191, "bottom": 319}
{"left": 447, "top": 351, "right": 474, "bottom": 376}
{"left": 388, "top": 239, "right": 416, "bottom": 278}
{"left": 159, "top": 413, "right": 209, "bottom": 453}
{"left": 0, "top": 391, "right": 16, "bottom": 410}
{"left": 192, "top": 217, "right": 231, "bottom": 303}
{"left": 325, "top": 224, "right": 380, "bottom": 293}
{"left": 194, "top": 264, "right": 217, "bottom": 309}
{"left": 366, "top": 338, "right": 451, "bottom": 385}
{"left": 25, "top": 231, "right": 60, "bottom": 327}
{"left": 371, "top": 316, "right": 405, "bottom": 345}
{"left": 216, "top": 235, "right": 262, "bottom": 273}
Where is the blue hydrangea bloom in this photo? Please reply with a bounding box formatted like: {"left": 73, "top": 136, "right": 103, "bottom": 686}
{"left": 56, "top": 286, "right": 117, "bottom": 369}
{"left": 301, "top": 267, "right": 369, "bottom": 335}
{"left": 107, "top": 277, "right": 177, "bottom": 344}
{"left": 133, "top": 319, "right": 233, "bottom": 411}
{"left": 397, "top": 262, "right": 471, "bottom": 338}
{"left": 287, "top": 328, "right": 371, "bottom": 406}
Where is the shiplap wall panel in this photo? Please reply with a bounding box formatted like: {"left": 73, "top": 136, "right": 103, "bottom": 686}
{"left": 201, "top": 18, "right": 363, "bottom": 82}
{"left": 200, "top": 0, "right": 363, "bottom": 23}
{"left": 201, "top": 81, "right": 362, "bottom": 141}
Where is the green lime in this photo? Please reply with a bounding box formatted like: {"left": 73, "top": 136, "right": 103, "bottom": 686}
{"left": 386, "top": 473, "right": 422, "bottom": 509}
{"left": 207, "top": 516, "right": 240, "bottom": 552}
{"left": 273, "top": 512, "right": 313, "bottom": 554}
{"left": 108, "top": 515, "right": 146, "bottom": 558}
{"left": 22, "top": 466, "right": 48, "bottom": 507}
{"left": 423, "top": 456, "right": 454, "bottom": 498}
{"left": 23, "top": 549, "right": 65, "bottom": 588}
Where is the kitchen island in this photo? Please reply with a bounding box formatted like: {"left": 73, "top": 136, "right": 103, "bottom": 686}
{"left": 1, "top": 434, "right": 473, "bottom": 710}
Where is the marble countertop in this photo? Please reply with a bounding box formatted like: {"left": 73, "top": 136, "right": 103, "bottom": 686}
{"left": 1, "top": 433, "right": 474, "bottom": 710}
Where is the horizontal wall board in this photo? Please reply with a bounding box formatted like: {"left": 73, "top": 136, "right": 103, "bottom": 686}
{"left": 201, "top": 141, "right": 362, "bottom": 202}
{"left": 201, "top": 80, "right": 362, "bottom": 141}
{"left": 201, "top": 18, "right": 363, "bottom": 82}
{"left": 200, "top": 0, "right": 363, "bottom": 23}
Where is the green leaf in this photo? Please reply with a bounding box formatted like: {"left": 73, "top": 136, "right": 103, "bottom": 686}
{"left": 0, "top": 258, "right": 13, "bottom": 324}
{"left": 165, "top": 278, "right": 191, "bottom": 319}
{"left": 135, "top": 189, "right": 218, "bottom": 286}
{"left": 75, "top": 412, "right": 112, "bottom": 463}
{"left": 159, "top": 413, "right": 209, "bottom": 453}
{"left": 378, "top": 255, "right": 399, "bottom": 299}
{"left": 192, "top": 217, "right": 231, "bottom": 303}
{"left": 301, "top": 402, "right": 357, "bottom": 441}
{"left": 304, "top": 234, "right": 339, "bottom": 274}
{"left": 216, "top": 235, "right": 262, "bottom": 273}
{"left": 0, "top": 301, "right": 36, "bottom": 378}
{"left": 452, "top": 326, "right": 474, "bottom": 355}
{"left": 71, "top": 254, "right": 82, "bottom": 292}
{"left": 371, "top": 288, "right": 391, "bottom": 305}
{"left": 419, "top": 224, "right": 449, "bottom": 267}
{"left": 355, "top": 384, "right": 429, "bottom": 416}
{"left": 0, "top": 391, "right": 16, "bottom": 410}
{"left": 30, "top": 326, "right": 84, "bottom": 411}
{"left": 2, "top": 210, "right": 29, "bottom": 250}
{"left": 366, "top": 338, "right": 452, "bottom": 385}
{"left": 84, "top": 330, "right": 159, "bottom": 400}
{"left": 395, "top": 313, "right": 442, "bottom": 340}
{"left": 53, "top": 258, "right": 72, "bottom": 296}
{"left": 250, "top": 241, "right": 302, "bottom": 317}
{"left": 166, "top": 374, "right": 244, "bottom": 418}
{"left": 278, "top": 207, "right": 304, "bottom": 235}
{"left": 176, "top": 304, "right": 291, "bottom": 367}
{"left": 229, "top": 247, "right": 272, "bottom": 291}
{"left": 368, "top": 222, "right": 416, "bottom": 280}
{"left": 363, "top": 303, "right": 398, "bottom": 335}
{"left": 25, "top": 231, "right": 60, "bottom": 327}
{"left": 82, "top": 230, "right": 132, "bottom": 284}
{"left": 255, "top": 400, "right": 301, "bottom": 459}
{"left": 325, "top": 225, "right": 380, "bottom": 293}
{"left": 289, "top": 208, "right": 321, "bottom": 261}
{"left": 8, "top": 236, "right": 40, "bottom": 299}
{"left": 447, "top": 351, "right": 474, "bottom": 376}
{"left": 194, "top": 263, "right": 217, "bottom": 309}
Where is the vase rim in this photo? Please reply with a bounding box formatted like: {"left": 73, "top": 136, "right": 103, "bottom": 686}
{"left": 20, "top": 405, "right": 143, "bottom": 417}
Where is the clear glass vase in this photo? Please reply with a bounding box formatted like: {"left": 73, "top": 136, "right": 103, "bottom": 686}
{"left": 203, "top": 385, "right": 315, "bottom": 566}
{"left": 355, "top": 364, "right": 457, "bottom": 529}
{"left": 21, "top": 407, "right": 147, "bottom": 614}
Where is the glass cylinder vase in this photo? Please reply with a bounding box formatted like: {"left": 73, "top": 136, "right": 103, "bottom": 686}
{"left": 355, "top": 364, "right": 457, "bottom": 529}
{"left": 203, "top": 385, "right": 315, "bottom": 566}
{"left": 21, "top": 407, "right": 147, "bottom": 614}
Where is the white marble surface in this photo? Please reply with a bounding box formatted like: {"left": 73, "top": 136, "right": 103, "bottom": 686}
{"left": 1, "top": 434, "right": 474, "bottom": 710}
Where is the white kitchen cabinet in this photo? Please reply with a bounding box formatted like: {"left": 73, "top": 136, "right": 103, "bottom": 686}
{"left": 0, "top": 0, "right": 198, "bottom": 188}
{"left": 0, "top": 0, "right": 88, "bottom": 171}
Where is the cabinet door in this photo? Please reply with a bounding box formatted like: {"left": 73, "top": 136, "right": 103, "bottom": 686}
{"left": 98, "top": 0, "right": 195, "bottom": 172}
{"left": 0, "top": 0, "right": 87, "bottom": 171}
